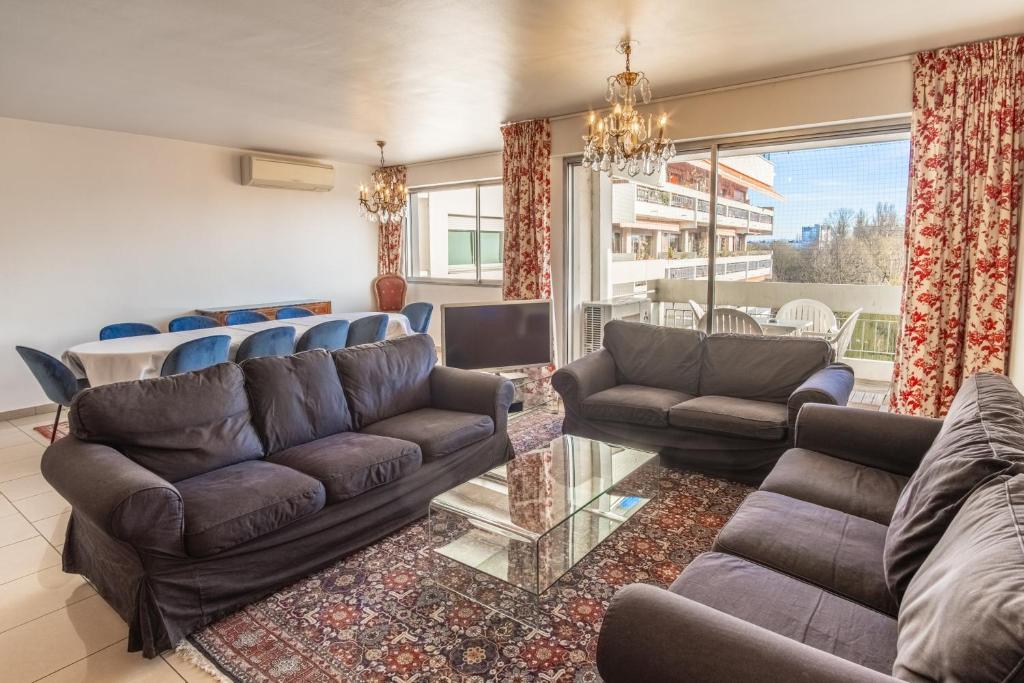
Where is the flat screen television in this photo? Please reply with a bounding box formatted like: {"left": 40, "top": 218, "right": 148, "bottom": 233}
{"left": 441, "top": 300, "right": 552, "bottom": 371}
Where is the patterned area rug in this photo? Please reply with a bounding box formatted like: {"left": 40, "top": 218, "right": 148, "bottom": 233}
{"left": 34, "top": 420, "right": 69, "bottom": 442}
{"left": 190, "top": 408, "right": 754, "bottom": 681}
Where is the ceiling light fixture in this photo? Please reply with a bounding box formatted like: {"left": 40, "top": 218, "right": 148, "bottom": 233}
{"left": 358, "top": 140, "right": 407, "bottom": 223}
{"left": 583, "top": 40, "right": 676, "bottom": 177}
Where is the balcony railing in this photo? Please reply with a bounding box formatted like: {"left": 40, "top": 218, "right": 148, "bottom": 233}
{"left": 613, "top": 182, "right": 774, "bottom": 232}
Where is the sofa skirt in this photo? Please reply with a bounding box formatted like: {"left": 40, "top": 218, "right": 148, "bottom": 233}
{"left": 61, "top": 433, "right": 513, "bottom": 658}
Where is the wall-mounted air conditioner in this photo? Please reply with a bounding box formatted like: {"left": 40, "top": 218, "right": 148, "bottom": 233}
{"left": 241, "top": 155, "right": 334, "bottom": 191}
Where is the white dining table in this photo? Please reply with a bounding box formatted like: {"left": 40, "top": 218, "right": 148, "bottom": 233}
{"left": 63, "top": 312, "right": 412, "bottom": 386}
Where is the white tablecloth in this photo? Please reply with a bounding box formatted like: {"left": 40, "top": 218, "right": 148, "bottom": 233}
{"left": 63, "top": 312, "right": 413, "bottom": 386}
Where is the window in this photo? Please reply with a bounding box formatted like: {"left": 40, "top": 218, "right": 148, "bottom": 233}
{"left": 405, "top": 182, "right": 503, "bottom": 284}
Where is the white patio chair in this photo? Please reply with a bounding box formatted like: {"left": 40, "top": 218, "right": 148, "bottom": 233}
{"left": 698, "top": 308, "right": 764, "bottom": 335}
{"left": 687, "top": 300, "right": 705, "bottom": 329}
{"left": 777, "top": 298, "right": 838, "bottom": 336}
{"left": 831, "top": 308, "right": 862, "bottom": 360}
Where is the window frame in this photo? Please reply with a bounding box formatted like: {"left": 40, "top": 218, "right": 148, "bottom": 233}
{"left": 402, "top": 179, "right": 504, "bottom": 287}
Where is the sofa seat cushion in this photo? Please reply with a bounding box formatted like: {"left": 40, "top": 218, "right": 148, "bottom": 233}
{"left": 176, "top": 460, "right": 325, "bottom": 557}
{"left": 714, "top": 491, "right": 896, "bottom": 615}
{"left": 761, "top": 448, "right": 908, "bottom": 525}
{"left": 894, "top": 474, "right": 1024, "bottom": 682}
{"left": 668, "top": 396, "right": 788, "bottom": 441}
{"left": 672, "top": 552, "right": 897, "bottom": 674}
{"left": 361, "top": 408, "right": 493, "bottom": 461}
{"left": 267, "top": 432, "right": 422, "bottom": 503}
{"left": 583, "top": 385, "right": 692, "bottom": 428}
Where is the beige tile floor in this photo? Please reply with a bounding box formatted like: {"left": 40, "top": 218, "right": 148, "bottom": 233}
{"left": 0, "top": 412, "right": 218, "bottom": 682}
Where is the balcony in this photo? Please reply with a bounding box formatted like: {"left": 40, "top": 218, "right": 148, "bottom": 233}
{"left": 612, "top": 182, "right": 774, "bottom": 234}
{"left": 608, "top": 252, "right": 773, "bottom": 286}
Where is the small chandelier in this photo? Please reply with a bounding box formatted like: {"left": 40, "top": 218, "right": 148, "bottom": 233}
{"left": 358, "top": 140, "right": 407, "bottom": 223}
{"left": 582, "top": 40, "right": 676, "bottom": 177}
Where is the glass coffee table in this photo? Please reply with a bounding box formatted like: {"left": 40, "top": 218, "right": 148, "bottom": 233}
{"left": 427, "top": 435, "right": 659, "bottom": 624}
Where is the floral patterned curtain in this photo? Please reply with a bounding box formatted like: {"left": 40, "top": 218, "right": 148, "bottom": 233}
{"left": 890, "top": 35, "right": 1024, "bottom": 416}
{"left": 376, "top": 165, "right": 407, "bottom": 275}
{"left": 502, "top": 119, "right": 552, "bottom": 300}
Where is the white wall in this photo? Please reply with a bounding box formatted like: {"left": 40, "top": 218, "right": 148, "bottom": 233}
{"left": 0, "top": 117, "right": 374, "bottom": 413}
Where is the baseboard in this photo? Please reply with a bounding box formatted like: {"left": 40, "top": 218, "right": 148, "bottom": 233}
{"left": 0, "top": 403, "right": 57, "bottom": 421}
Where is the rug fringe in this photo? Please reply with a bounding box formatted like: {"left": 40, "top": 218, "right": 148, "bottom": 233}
{"left": 173, "top": 640, "right": 232, "bottom": 682}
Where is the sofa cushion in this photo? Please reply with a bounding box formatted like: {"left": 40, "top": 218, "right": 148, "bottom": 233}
{"left": 698, "top": 335, "right": 832, "bottom": 403}
{"left": 761, "top": 448, "right": 908, "bottom": 525}
{"left": 583, "top": 385, "right": 692, "bottom": 428}
{"left": 267, "top": 432, "right": 422, "bottom": 503}
{"left": 894, "top": 474, "right": 1024, "bottom": 682}
{"left": 361, "top": 408, "right": 493, "bottom": 461}
{"left": 332, "top": 334, "right": 435, "bottom": 429}
{"left": 884, "top": 372, "right": 1024, "bottom": 602}
{"left": 175, "top": 460, "right": 325, "bottom": 557}
{"left": 70, "top": 363, "right": 264, "bottom": 482}
{"left": 602, "top": 321, "right": 705, "bottom": 395}
{"left": 668, "top": 396, "right": 788, "bottom": 441}
{"left": 241, "top": 349, "right": 352, "bottom": 454}
{"left": 672, "top": 552, "right": 897, "bottom": 674}
{"left": 714, "top": 491, "right": 896, "bottom": 615}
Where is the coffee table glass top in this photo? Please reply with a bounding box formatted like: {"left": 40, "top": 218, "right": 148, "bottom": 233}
{"left": 429, "top": 435, "right": 659, "bottom": 595}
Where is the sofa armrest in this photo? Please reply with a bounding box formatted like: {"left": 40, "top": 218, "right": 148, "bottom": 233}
{"left": 787, "top": 363, "right": 855, "bottom": 426}
{"left": 40, "top": 436, "right": 185, "bottom": 557}
{"left": 551, "top": 349, "right": 617, "bottom": 414}
{"left": 597, "top": 584, "right": 895, "bottom": 683}
{"left": 430, "top": 366, "right": 515, "bottom": 433}
{"left": 794, "top": 403, "right": 943, "bottom": 476}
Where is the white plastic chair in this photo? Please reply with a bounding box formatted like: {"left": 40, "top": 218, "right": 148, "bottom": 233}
{"left": 687, "top": 300, "right": 705, "bottom": 330}
{"left": 777, "top": 299, "right": 838, "bottom": 336}
{"left": 698, "top": 308, "right": 764, "bottom": 335}
{"left": 831, "top": 308, "right": 862, "bottom": 360}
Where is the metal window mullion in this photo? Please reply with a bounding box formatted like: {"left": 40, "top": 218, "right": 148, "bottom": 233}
{"left": 706, "top": 144, "right": 719, "bottom": 331}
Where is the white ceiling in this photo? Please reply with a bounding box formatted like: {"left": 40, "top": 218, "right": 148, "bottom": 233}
{"left": 1, "top": 0, "right": 1022, "bottom": 165}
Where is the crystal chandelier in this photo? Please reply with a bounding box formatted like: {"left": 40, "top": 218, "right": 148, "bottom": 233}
{"left": 582, "top": 41, "right": 676, "bottom": 177}
{"left": 358, "top": 140, "right": 407, "bottom": 223}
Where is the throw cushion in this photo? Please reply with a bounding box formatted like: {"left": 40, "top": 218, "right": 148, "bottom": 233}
{"left": 70, "top": 363, "right": 264, "bottom": 482}
{"left": 893, "top": 474, "right": 1024, "bottom": 682}
{"left": 602, "top": 320, "right": 705, "bottom": 395}
{"left": 332, "top": 334, "right": 435, "bottom": 429}
{"left": 884, "top": 372, "right": 1024, "bottom": 602}
{"left": 698, "top": 335, "right": 832, "bottom": 403}
{"left": 268, "top": 431, "right": 422, "bottom": 503}
{"left": 583, "top": 385, "right": 692, "bottom": 427}
{"left": 668, "top": 395, "right": 789, "bottom": 441}
{"left": 361, "top": 407, "right": 494, "bottom": 461}
{"left": 241, "top": 349, "right": 352, "bottom": 454}
{"left": 175, "top": 460, "right": 325, "bottom": 557}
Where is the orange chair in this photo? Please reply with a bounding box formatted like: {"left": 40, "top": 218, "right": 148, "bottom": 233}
{"left": 372, "top": 273, "right": 408, "bottom": 312}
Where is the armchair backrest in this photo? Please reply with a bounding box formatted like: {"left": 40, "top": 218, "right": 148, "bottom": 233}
{"left": 698, "top": 334, "right": 833, "bottom": 403}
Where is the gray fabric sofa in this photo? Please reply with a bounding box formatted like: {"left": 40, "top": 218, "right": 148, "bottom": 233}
{"left": 552, "top": 320, "right": 855, "bottom": 482}
{"left": 597, "top": 372, "right": 1024, "bottom": 683}
{"left": 41, "top": 334, "right": 514, "bottom": 658}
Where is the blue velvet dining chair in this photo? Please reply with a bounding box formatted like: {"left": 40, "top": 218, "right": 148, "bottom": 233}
{"left": 224, "top": 310, "right": 270, "bottom": 325}
{"left": 15, "top": 346, "right": 90, "bottom": 443}
{"left": 400, "top": 302, "right": 433, "bottom": 334}
{"left": 296, "top": 320, "right": 350, "bottom": 353}
{"left": 168, "top": 315, "right": 220, "bottom": 332}
{"left": 346, "top": 314, "right": 389, "bottom": 347}
{"left": 160, "top": 335, "right": 231, "bottom": 377}
{"left": 275, "top": 306, "right": 314, "bottom": 320}
{"left": 235, "top": 326, "right": 295, "bottom": 362}
{"left": 99, "top": 322, "right": 161, "bottom": 340}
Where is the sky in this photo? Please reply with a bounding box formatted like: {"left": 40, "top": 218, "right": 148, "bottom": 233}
{"left": 743, "top": 139, "right": 910, "bottom": 241}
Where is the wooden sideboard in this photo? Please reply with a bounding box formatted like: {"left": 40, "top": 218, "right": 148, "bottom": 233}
{"left": 195, "top": 299, "right": 332, "bottom": 324}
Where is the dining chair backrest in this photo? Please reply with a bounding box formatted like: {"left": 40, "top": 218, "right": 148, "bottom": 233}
{"left": 401, "top": 302, "right": 433, "bottom": 334}
{"left": 224, "top": 310, "right": 270, "bottom": 325}
{"left": 777, "top": 298, "right": 838, "bottom": 335}
{"left": 372, "top": 273, "right": 408, "bottom": 312}
{"left": 296, "top": 320, "right": 350, "bottom": 353}
{"left": 688, "top": 299, "right": 705, "bottom": 326}
{"left": 15, "top": 346, "right": 82, "bottom": 406}
{"left": 346, "top": 314, "right": 389, "bottom": 347}
{"left": 168, "top": 315, "right": 220, "bottom": 332}
{"left": 160, "top": 335, "right": 231, "bottom": 377}
{"left": 236, "top": 326, "right": 296, "bottom": 362}
{"left": 698, "top": 308, "right": 764, "bottom": 335}
{"left": 832, "top": 308, "right": 862, "bottom": 361}
{"left": 99, "top": 322, "right": 161, "bottom": 340}
{"left": 275, "top": 306, "right": 314, "bottom": 320}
